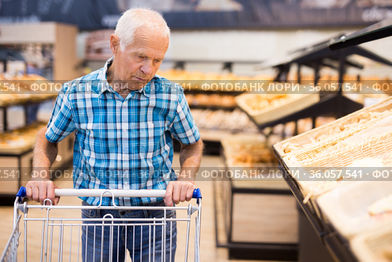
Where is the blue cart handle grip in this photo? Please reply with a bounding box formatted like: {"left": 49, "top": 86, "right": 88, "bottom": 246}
{"left": 192, "top": 188, "right": 202, "bottom": 199}
{"left": 17, "top": 186, "right": 26, "bottom": 198}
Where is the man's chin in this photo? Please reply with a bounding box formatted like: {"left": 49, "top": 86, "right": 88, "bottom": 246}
{"left": 127, "top": 80, "right": 147, "bottom": 90}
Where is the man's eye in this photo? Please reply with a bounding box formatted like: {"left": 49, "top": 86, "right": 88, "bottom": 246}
{"left": 154, "top": 59, "right": 161, "bottom": 63}
{"left": 139, "top": 55, "right": 146, "bottom": 60}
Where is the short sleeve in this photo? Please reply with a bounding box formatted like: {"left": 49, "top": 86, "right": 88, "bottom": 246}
{"left": 45, "top": 84, "right": 76, "bottom": 143}
{"left": 170, "top": 89, "right": 200, "bottom": 145}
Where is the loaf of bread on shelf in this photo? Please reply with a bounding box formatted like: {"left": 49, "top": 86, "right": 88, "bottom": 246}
{"left": 0, "top": 123, "right": 46, "bottom": 151}
{"left": 222, "top": 135, "right": 277, "bottom": 167}
{"left": 0, "top": 74, "right": 55, "bottom": 106}
{"left": 368, "top": 194, "right": 392, "bottom": 216}
{"left": 236, "top": 91, "right": 320, "bottom": 125}
{"left": 190, "top": 109, "right": 258, "bottom": 132}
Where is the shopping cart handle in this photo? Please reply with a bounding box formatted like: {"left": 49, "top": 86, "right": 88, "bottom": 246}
{"left": 192, "top": 188, "right": 202, "bottom": 199}
{"left": 16, "top": 187, "right": 202, "bottom": 199}
{"left": 16, "top": 186, "right": 26, "bottom": 198}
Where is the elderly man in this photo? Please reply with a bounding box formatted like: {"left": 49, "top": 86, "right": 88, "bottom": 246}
{"left": 26, "top": 8, "right": 203, "bottom": 261}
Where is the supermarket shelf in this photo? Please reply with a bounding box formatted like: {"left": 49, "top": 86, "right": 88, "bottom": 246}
{"left": 0, "top": 148, "right": 33, "bottom": 197}
{"left": 189, "top": 105, "right": 236, "bottom": 111}
{"left": 0, "top": 95, "right": 55, "bottom": 108}
{"left": 0, "top": 97, "right": 55, "bottom": 132}
{"left": 213, "top": 179, "right": 298, "bottom": 261}
{"left": 0, "top": 134, "right": 73, "bottom": 204}
{"left": 329, "top": 18, "right": 392, "bottom": 50}
{"left": 199, "top": 129, "right": 258, "bottom": 142}
{"left": 199, "top": 129, "right": 232, "bottom": 142}
{"left": 272, "top": 147, "right": 358, "bottom": 262}
{"left": 0, "top": 144, "right": 35, "bottom": 155}
{"left": 213, "top": 151, "right": 298, "bottom": 261}
{"left": 240, "top": 93, "right": 363, "bottom": 131}
{"left": 231, "top": 179, "right": 288, "bottom": 191}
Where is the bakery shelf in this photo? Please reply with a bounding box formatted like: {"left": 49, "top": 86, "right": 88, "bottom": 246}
{"left": 0, "top": 96, "right": 55, "bottom": 133}
{"left": 213, "top": 172, "right": 298, "bottom": 260}
{"left": 351, "top": 222, "right": 392, "bottom": 262}
{"left": 0, "top": 123, "right": 46, "bottom": 154}
{"left": 317, "top": 181, "right": 392, "bottom": 242}
{"left": 188, "top": 104, "right": 237, "bottom": 111}
{"left": 239, "top": 93, "right": 363, "bottom": 133}
{"left": 0, "top": 124, "right": 74, "bottom": 199}
{"left": 273, "top": 147, "right": 358, "bottom": 262}
{"left": 272, "top": 97, "right": 392, "bottom": 261}
{"left": 213, "top": 135, "right": 298, "bottom": 260}
{"left": 0, "top": 94, "right": 55, "bottom": 108}
{"left": 236, "top": 92, "right": 321, "bottom": 127}
{"left": 250, "top": 33, "right": 392, "bottom": 132}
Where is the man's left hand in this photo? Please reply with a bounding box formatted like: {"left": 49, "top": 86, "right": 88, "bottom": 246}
{"left": 164, "top": 180, "right": 195, "bottom": 206}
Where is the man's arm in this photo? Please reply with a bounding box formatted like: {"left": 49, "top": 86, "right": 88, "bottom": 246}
{"left": 164, "top": 139, "right": 203, "bottom": 206}
{"left": 26, "top": 127, "right": 59, "bottom": 204}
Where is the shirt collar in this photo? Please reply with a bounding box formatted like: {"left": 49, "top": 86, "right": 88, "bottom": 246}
{"left": 98, "top": 57, "right": 155, "bottom": 98}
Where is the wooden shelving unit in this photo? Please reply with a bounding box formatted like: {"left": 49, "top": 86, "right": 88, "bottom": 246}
{"left": 0, "top": 23, "right": 79, "bottom": 199}
{"left": 0, "top": 22, "right": 80, "bottom": 80}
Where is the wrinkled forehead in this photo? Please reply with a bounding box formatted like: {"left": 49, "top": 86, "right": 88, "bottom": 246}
{"left": 134, "top": 24, "right": 169, "bottom": 41}
{"left": 129, "top": 26, "right": 169, "bottom": 50}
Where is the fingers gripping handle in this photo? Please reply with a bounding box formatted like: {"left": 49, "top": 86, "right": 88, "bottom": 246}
{"left": 17, "top": 187, "right": 202, "bottom": 199}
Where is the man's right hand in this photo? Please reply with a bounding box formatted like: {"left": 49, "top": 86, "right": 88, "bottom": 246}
{"left": 26, "top": 179, "right": 59, "bottom": 205}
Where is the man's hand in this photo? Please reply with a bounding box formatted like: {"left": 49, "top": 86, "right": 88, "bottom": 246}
{"left": 164, "top": 139, "right": 203, "bottom": 206}
{"left": 28, "top": 127, "right": 60, "bottom": 205}
{"left": 164, "top": 180, "right": 195, "bottom": 206}
{"left": 26, "top": 179, "right": 59, "bottom": 205}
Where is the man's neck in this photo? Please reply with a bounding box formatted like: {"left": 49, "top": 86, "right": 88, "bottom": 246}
{"left": 107, "top": 64, "right": 132, "bottom": 99}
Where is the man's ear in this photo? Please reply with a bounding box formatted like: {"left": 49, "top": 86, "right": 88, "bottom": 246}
{"left": 110, "top": 34, "right": 120, "bottom": 55}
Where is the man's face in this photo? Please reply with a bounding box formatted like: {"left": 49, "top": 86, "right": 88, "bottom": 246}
{"left": 110, "top": 27, "right": 169, "bottom": 90}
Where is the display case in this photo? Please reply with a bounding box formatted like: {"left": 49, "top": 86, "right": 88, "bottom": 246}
{"left": 273, "top": 97, "right": 392, "bottom": 262}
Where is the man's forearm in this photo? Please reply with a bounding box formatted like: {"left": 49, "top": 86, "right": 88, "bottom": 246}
{"left": 32, "top": 127, "right": 58, "bottom": 180}
{"left": 179, "top": 139, "right": 203, "bottom": 181}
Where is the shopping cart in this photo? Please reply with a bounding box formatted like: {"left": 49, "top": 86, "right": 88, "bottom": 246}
{"left": 1, "top": 187, "right": 202, "bottom": 262}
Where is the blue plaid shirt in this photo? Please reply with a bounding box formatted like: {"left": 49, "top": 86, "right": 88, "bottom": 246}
{"left": 46, "top": 59, "right": 200, "bottom": 206}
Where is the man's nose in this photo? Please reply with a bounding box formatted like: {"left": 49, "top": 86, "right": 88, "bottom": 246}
{"left": 140, "top": 61, "right": 153, "bottom": 75}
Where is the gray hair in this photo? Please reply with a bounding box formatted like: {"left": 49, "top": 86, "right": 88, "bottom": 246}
{"left": 114, "top": 8, "right": 170, "bottom": 50}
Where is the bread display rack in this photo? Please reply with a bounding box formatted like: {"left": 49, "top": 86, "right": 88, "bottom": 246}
{"left": 212, "top": 135, "right": 298, "bottom": 260}
{"left": 273, "top": 96, "right": 392, "bottom": 261}
{"left": 240, "top": 33, "right": 392, "bottom": 133}
{"left": 0, "top": 75, "right": 57, "bottom": 133}
{"left": 240, "top": 20, "right": 392, "bottom": 261}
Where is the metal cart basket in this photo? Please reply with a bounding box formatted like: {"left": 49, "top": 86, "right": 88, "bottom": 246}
{"left": 1, "top": 187, "right": 202, "bottom": 262}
